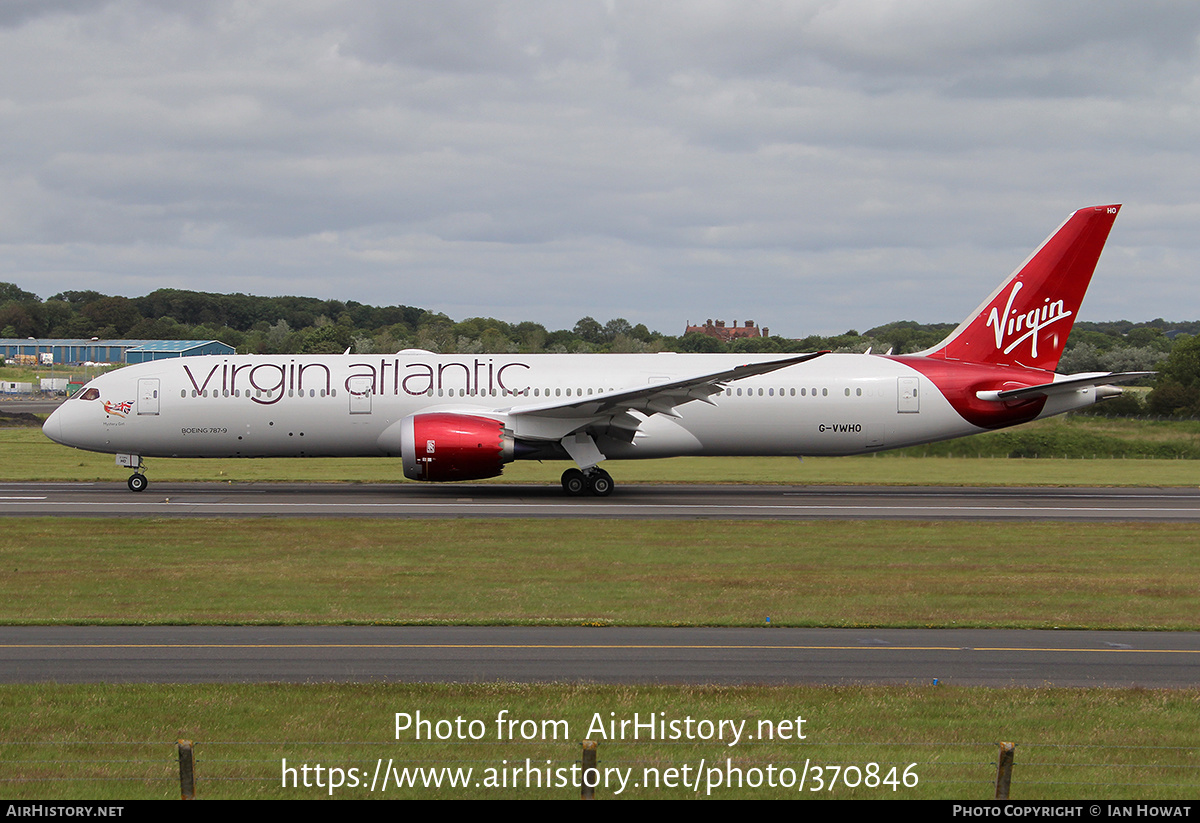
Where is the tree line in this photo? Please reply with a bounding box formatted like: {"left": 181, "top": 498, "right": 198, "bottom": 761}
{"left": 4, "top": 281, "right": 1200, "bottom": 416}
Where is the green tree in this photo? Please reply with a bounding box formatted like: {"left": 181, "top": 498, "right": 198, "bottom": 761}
{"left": 0, "top": 283, "right": 41, "bottom": 305}
{"left": 1147, "top": 334, "right": 1200, "bottom": 416}
{"left": 573, "top": 316, "right": 604, "bottom": 345}
{"left": 677, "top": 332, "right": 726, "bottom": 353}
{"left": 299, "top": 324, "right": 351, "bottom": 354}
{"left": 603, "top": 318, "right": 633, "bottom": 342}
{"left": 81, "top": 296, "right": 142, "bottom": 336}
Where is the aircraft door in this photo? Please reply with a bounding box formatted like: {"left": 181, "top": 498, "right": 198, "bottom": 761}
{"left": 897, "top": 377, "right": 919, "bottom": 413}
{"left": 348, "top": 376, "right": 372, "bottom": 414}
{"left": 137, "top": 379, "right": 160, "bottom": 416}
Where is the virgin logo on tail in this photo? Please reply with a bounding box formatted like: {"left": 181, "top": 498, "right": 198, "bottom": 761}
{"left": 924, "top": 204, "right": 1119, "bottom": 371}
{"left": 985, "top": 282, "right": 1072, "bottom": 360}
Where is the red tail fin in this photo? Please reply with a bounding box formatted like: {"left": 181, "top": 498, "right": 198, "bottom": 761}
{"left": 924, "top": 205, "right": 1120, "bottom": 371}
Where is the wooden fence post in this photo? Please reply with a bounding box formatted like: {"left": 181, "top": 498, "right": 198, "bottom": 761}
{"left": 995, "top": 741, "right": 1015, "bottom": 799}
{"left": 178, "top": 740, "right": 195, "bottom": 800}
{"left": 581, "top": 740, "right": 597, "bottom": 800}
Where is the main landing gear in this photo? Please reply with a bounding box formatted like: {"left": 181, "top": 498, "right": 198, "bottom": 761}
{"left": 561, "top": 467, "right": 614, "bottom": 497}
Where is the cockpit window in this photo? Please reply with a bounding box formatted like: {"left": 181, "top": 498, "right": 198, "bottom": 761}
{"left": 78, "top": 388, "right": 100, "bottom": 401}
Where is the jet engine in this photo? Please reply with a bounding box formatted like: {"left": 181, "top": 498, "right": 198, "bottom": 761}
{"left": 399, "top": 413, "right": 515, "bottom": 481}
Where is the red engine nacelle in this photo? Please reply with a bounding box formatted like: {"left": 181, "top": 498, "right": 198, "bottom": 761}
{"left": 400, "top": 413, "right": 515, "bottom": 482}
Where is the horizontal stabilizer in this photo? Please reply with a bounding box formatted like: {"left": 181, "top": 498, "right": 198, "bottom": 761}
{"left": 975, "top": 371, "right": 1154, "bottom": 402}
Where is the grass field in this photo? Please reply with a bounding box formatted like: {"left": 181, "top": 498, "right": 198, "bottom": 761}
{"left": 0, "top": 364, "right": 110, "bottom": 384}
{"left": 2, "top": 518, "right": 1197, "bottom": 628}
{"left": 2, "top": 683, "right": 1197, "bottom": 800}
{"left": 3, "top": 414, "right": 1198, "bottom": 801}
{"left": 4, "top": 422, "right": 1200, "bottom": 486}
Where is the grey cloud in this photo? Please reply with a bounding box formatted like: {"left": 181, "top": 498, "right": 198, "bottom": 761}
{"left": 0, "top": 0, "right": 113, "bottom": 28}
{"left": 1, "top": 1, "right": 1199, "bottom": 335}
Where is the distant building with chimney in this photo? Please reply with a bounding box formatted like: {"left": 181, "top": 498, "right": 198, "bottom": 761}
{"left": 683, "top": 319, "right": 769, "bottom": 341}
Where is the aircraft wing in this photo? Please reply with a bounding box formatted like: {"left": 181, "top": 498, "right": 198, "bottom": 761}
{"left": 507, "top": 351, "right": 829, "bottom": 422}
{"left": 975, "top": 371, "right": 1154, "bottom": 402}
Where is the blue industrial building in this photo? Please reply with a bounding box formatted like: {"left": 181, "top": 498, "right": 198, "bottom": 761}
{"left": 124, "top": 340, "right": 236, "bottom": 363}
{"left": 0, "top": 339, "right": 235, "bottom": 365}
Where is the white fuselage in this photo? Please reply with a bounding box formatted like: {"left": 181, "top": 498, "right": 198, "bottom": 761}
{"left": 41, "top": 205, "right": 1128, "bottom": 489}
{"left": 43, "top": 351, "right": 1095, "bottom": 464}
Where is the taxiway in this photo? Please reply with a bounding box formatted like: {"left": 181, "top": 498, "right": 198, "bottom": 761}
{"left": 2, "top": 481, "right": 1200, "bottom": 521}
{"left": 2, "top": 627, "right": 1197, "bottom": 687}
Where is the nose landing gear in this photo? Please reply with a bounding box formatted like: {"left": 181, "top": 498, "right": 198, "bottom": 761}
{"left": 118, "top": 454, "right": 148, "bottom": 492}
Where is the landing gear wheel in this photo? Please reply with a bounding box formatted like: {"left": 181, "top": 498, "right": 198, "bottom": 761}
{"left": 587, "top": 468, "right": 614, "bottom": 496}
{"left": 127, "top": 473, "right": 148, "bottom": 493}
{"left": 561, "top": 468, "right": 587, "bottom": 496}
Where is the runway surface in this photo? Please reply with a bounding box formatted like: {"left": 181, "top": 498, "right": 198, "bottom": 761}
{"left": 3, "top": 627, "right": 1198, "bottom": 687}
{"left": 4, "top": 481, "right": 1197, "bottom": 688}
{"left": 0, "top": 400, "right": 63, "bottom": 415}
{"left": 3, "top": 480, "right": 1200, "bottom": 521}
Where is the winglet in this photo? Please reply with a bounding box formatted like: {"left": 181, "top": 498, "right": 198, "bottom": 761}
{"left": 923, "top": 205, "right": 1121, "bottom": 371}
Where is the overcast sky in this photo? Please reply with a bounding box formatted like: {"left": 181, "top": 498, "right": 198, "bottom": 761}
{"left": 3, "top": 1, "right": 1200, "bottom": 337}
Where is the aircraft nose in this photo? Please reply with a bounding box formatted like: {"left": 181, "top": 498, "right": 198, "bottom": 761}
{"left": 42, "top": 405, "right": 65, "bottom": 445}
